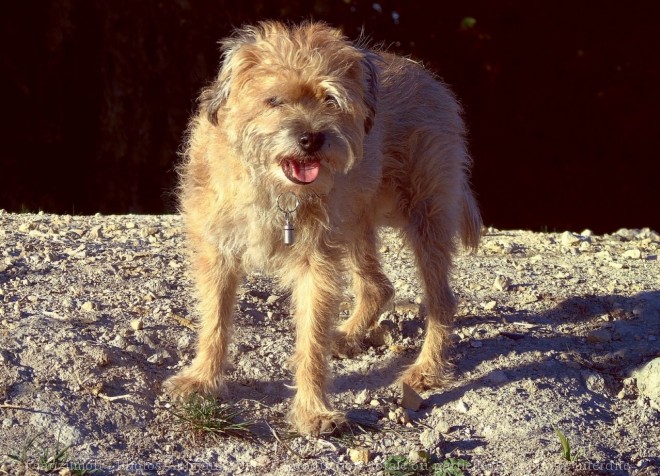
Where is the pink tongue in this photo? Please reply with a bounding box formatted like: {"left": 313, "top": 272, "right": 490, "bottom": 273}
{"left": 292, "top": 160, "right": 320, "bottom": 183}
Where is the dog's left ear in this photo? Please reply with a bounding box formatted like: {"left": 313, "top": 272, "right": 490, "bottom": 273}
{"left": 360, "top": 51, "right": 379, "bottom": 134}
{"left": 199, "top": 80, "right": 225, "bottom": 126}
{"left": 200, "top": 30, "right": 259, "bottom": 125}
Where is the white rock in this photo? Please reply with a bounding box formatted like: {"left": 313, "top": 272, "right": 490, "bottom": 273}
{"left": 111, "top": 335, "right": 127, "bottom": 349}
{"left": 455, "top": 400, "right": 469, "bottom": 413}
{"left": 631, "top": 358, "right": 660, "bottom": 410}
{"left": 80, "top": 301, "right": 97, "bottom": 312}
{"left": 355, "top": 389, "right": 369, "bottom": 405}
{"left": 177, "top": 334, "right": 193, "bottom": 350}
{"left": 250, "top": 455, "right": 269, "bottom": 467}
{"left": 623, "top": 249, "right": 642, "bottom": 259}
{"left": 561, "top": 231, "right": 581, "bottom": 247}
{"left": 483, "top": 300, "right": 497, "bottom": 311}
{"left": 419, "top": 428, "right": 441, "bottom": 448}
{"left": 436, "top": 420, "right": 451, "bottom": 434}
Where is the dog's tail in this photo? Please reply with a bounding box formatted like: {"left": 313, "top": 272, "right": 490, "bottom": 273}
{"left": 459, "top": 183, "right": 482, "bottom": 252}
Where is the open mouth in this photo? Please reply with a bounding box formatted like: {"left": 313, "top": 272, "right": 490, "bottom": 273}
{"left": 280, "top": 158, "right": 321, "bottom": 185}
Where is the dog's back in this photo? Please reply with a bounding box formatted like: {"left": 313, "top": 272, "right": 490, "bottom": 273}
{"left": 370, "top": 52, "right": 482, "bottom": 250}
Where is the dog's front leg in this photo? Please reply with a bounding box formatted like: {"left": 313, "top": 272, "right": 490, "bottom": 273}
{"left": 164, "top": 242, "right": 241, "bottom": 397}
{"left": 288, "top": 255, "right": 346, "bottom": 435}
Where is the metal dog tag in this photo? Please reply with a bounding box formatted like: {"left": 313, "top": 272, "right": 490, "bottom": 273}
{"left": 283, "top": 213, "right": 295, "bottom": 245}
{"left": 277, "top": 192, "right": 300, "bottom": 246}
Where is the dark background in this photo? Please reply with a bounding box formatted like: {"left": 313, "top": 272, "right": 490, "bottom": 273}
{"left": 1, "top": 0, "right": 658, "bottom": 233}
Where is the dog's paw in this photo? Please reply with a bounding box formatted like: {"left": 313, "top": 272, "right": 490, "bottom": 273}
{"left": 163, "top": 368, "right": 224, "bottom": 398}
{"left": 332, "top": 330, "right": 363, "bottom": 359}
{"left": 399, "top": 362, "right": 454, "bottom": 392}
{"left": 290, "top": 407, "right": 347, "bottom": 436}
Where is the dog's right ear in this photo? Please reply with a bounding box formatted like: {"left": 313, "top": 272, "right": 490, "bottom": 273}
{"left": 360, "top": 51, "right": 380, "bottom": 134}
{"left": 200, "top": 31, "right": 259, "bottom": 126}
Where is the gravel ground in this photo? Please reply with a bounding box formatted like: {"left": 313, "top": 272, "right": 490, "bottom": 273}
{"left": 0, "top": 211, "right": 658, "bottom": 476}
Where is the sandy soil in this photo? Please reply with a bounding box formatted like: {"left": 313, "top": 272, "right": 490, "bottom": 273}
{"left": 0, "top": 211, "right": 658, "bottom": 475}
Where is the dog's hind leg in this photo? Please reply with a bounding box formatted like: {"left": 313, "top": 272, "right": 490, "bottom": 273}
{"left": 333, "top": 222, "right": 394, "bottom": 357}
{"left": 399, "top": 198, "right": 458, "bottom": 391}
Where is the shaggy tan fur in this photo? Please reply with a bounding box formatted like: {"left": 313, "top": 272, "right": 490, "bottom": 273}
{"left": 164, "top": 21, "right": 482, "bottom": 435}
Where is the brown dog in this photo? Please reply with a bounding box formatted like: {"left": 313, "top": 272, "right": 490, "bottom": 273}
{"left": 164, "top": 21, "right": 482, "bottom": 435}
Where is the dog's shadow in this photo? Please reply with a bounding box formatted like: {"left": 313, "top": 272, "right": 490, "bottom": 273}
{"left": 239, "top": 290, "right": 659, "bottom": 413}
{"left": 161, "top": 290, "right": 658, "bottom": 446}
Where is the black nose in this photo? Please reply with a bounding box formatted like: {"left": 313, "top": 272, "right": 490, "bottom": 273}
{"left": 298, "top": 132, "right": 325, "bottom": 153}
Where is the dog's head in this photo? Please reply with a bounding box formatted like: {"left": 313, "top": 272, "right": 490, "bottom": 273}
{"left": 200, "top": 21, "right": 379, "bottom": 194}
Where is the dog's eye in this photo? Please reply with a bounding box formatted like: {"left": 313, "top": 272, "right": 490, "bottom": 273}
{"left": 266, "top": 97, "right": 283, "bottom": 107}
{"left": 324, "top": 95, "right": 340, "bottom": 108}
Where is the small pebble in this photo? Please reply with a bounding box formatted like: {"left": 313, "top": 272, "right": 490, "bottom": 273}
{"left": 409, "top": 449, "right": 430, "bottom": 462}
{"left": 250, "top": 455, "right": 269, "bottom": 467}
{"left": 485, "top": 370, "right": 509, "bottom": 385}
{"left": 110, "top": 335, "right": 127, "bottom": 349}
{"left": 401, "top": 383, "right": 424, "bottom": 411}
{"left": 89, "top": 225, "right": 104, "bottom": 239}
{"left": 399, "top": 409, "right": 411, "bottom": 424}
{"left": 587, "top": 328, "right": 612, "bottom": 344}
{"left": 81, "top": 301, "right": 97, "bottom": 312}
{"left": 483, "top": 300, "right": 497, "bottom": 311}
{"left": 147, "top": 352, "right": 165, "bottom": 365}
{"left": 355, "top": 389, "right": 369, "bottom": 405}
{"left": 493, "top": 275, "right": 511, "bottom": 292}
{"left": 395, "top": 301, "right": 420, "bottom": 315}
{"left": 561, "top": 231, "right": 581, "bottom": 247}
{"left": 437, "top": 420, "right": 451, "bottom": 434}
{"left": 141, "top": 226, "right": 159, "bottom": 237}
{"left": 266, "top": 295, "right": 281, "bottom": 305}
{"left": 348, "top": 448, "right": 371, "bottom": 464}
{"left": 455, "top": 400, "right": 469, "bottom": 413}
{"left": 583, "top": 371, "right": 607, "bottom": 394}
